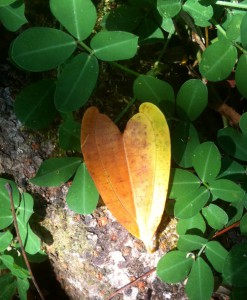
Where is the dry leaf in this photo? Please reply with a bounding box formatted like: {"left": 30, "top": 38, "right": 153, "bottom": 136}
{"left": 81, "top": 102, "right": 171, "bottom": 252}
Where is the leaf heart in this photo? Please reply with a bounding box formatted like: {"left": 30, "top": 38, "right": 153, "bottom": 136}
{"left": 81, "top": 102, "right": 171, "bottom": 252}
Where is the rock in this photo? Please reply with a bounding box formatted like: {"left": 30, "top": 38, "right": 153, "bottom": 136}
{"left": 0, "top": 65, "right": 185, "bottom": 300}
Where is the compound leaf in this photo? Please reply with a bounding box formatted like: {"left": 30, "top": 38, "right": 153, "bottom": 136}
{"left": 133, "top": 75, "right": 175, "bottom": 115}
{"left": 176, "top": 79, "right": 208, "bottom": 121}
{"left": 218, "top": 126, "right": 247, "bottom": 161}
{"left": 176, "top": 213, "right": 206, "bottom": 235}
{"left": 199, "top": 40, "right": 237, "bottom": 81}
{"left": 0, "top": 231, "right": 13, "bottom": 252}
{"left": 17, "top": 193, "right": 40, "bottom": 255}
{"left": 91, "top": 31, "right": 138, "bottom": 61}
{"left": 236, "top": 54, "right": 247, "bottom": 99}
{"left": 50, "top": 0, "right": 97, "bottom": 41}
{"left": 172, "top": 121, "right": 200, "bottom": 168}
{"left": 54, "top": 53, "right": 99, "bottom": 112}
{"left": 10, "top": 27, "right": 76, "bottom": 71}
{"left": 205, "top": 241, "right": 228, "bottom": 273}
{"left": 202, "top": 204, "right": 228, "bottom": 230}
{"left": 14, "top": 79, "right": 57, "bottom": 130}
{"left": 157, "top": 250, "right": 193, "bottom": 283}
{"left": 66, "top": 163, "right": 99, "bottom": 214}
{"left": 209, "top": 179, "right": 245, "bottom": 202}
{"left": 168, "top": 168, "right": 200, "bottom": 199}
{"left": 157, "top": 0, "right": 181, "bottom": 18}
{"left": 240, "top": 112, "right": 247, "bottom": 136}
{"left": 192, "top": 142, "right": 221, "bottom": 183}
{"left": 0, "top": 0, "right": 27, "bottom": 32}
{"left": 186, "top": 257, "right": 214, "bottom": 300}
{"left": 177, "top": 234, "right": 207, "bottom": 252}
{"left": 30, "top": 157, "right": 82, "bottom": 187}
{"left": 174, "top": 186, "right": 210, "bottom": 219}
{"left": 223, "top": 242, "right": 247, "bottom": 287}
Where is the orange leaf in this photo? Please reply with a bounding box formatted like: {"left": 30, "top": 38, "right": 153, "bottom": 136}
{"left": 81, "top": 103, "right": 171, "bottom": 252}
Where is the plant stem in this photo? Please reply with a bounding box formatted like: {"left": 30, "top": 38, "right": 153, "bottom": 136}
{"left": 114, "top": 97, "right": 137, "bottom": 123}
{"left": 105, "top": 267, "right": 156, "bottom": 300}
{"left": 77, "top": 40, "right": 93, "bottom": 54}
{"left": 216, "top": 1, "right": 247, "bottom": 9}
{"left": 154, "top": 29, "right": 173, "bottom": 71}
{"left": 5, "top": 183, "right": 45, "bottom": 300}
{"left": 211, "top": 18, "right": 247, "bottom": 54}
{"left": 110, "top": 61, "right": 141, "bottom": 77}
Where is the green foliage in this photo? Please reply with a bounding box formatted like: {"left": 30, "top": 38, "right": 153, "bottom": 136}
{"left": 223, "top": 242, "right": 247, "bottom": 287}
{"left": 66, "top": 163, "right": 99, "bottom": 214}
{"left": 0, "top": 179, "right": 44, "bottom": 300}
{"left": 2, "top": 0, "right": 247, "bottom": 299}
{"left": 14, "top": 79, "right": 57, "bottom": 129}
{"left": 0, "top": 0, "right": 27, "bottom": 31}
{"left": 29, "top": 157, "right": 82, "bottom": 186}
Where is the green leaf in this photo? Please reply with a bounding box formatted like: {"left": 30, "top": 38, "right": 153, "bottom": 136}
{"left": 91, "top": 31, "right": 138, "bottom": 61}
{"left": 0, "top": 255, "right": 29, "bottom": 279}
{"left": 17, "top": 277, "right": 29, "bottom": 300}
{"left": 0, "top": 179, "right": 20, "bottom": 230}
{"left": 168, "top": 168, "right": 200, "bottom": 199}
{"left": 177, "top": 234, "right": 207, "bottom": 252}
{"left": 205, "top": 241, "right": 228, "bottom": 273}
{"left": 58, "top": 119, "right": 81, "bottom": 151}
{"left": 30, "top": 157, "right": 82, "bottom": 187}
{"left": 226, "top": 14, "right": 243, "bottom": 42}
{"left": 0, "top": 0, "right": 27, "bottom": 32}
{"left": 186, "top": 257, "right": 214, "bottom": 300}
{"left": 223, "top": 242, "right": 247, "bottom": 287}
{"left": 192, "top": 142, "right": 221, "bottom": 183}
{"left": 240, "top": 212, "right": 247, "bottom": 235}
{"left": 14, "top": 79, "right": 57, "bottom": 130}
{"left": 10, "top": 27, "right": 76, "bottom": 72}
{"left": 160, "top": 17, "right": 175, "bottom": 33}
{"left": 176, "top": 79, "right": 208, "bottom": 121}
{"left": 176, "top": 213, "right": 206, "bottom": 235}
{"left": 183, "top": 0, "right": 213, "bottom": 27}
{"left": 175, "top": 187, "right": 210, "bottom": 219}
{"left": 157, "top": 0, "right": 181, "bottom": 18}
{"left": 227, "top": 201, "right": 244, "bottom": 226}
{"left": 240, "top": 112, "right": 247, "bottom": 136}
{"left": 50, "top": 0, "right": 96, "bottom": 41}
{"left": 17, "top": 193, "right": 41, "bottom": 254}
{"left": 157, "top": 250, "right": 194, "bottom": 283}
{"left": 218, "top": 127, "right": 247, "bottom": 161}
{"left": 137, "top": 17, "right": 164, "bottom": 45}
{"left": 0, "top": 231, "right": 13, "bottom": 252}
{"left": 199, "top": 40, "right": 237, "bottom": 81}
{"left": 66, "top": 163, "right": 99, "bottom": 214}
{"left": 236, "top": 54, "right": 247, "bottom": 98}
{"left": 0, "top": 273, "right": 16, "bottom": 300}
{"left": 218, "top": 156, "right": 245, "bottom": 180}
{"left": 104, "top": 5, "right": 143, "bottom": 32}
{"left": 172, "top": 121, "right": 200, "bottom": 168}
{"left": 0, "top": 0, "right": 16, "bottom": 6}
{"left": 241, "top": 13, "right": 247, "bottom": 49}
{"left": 55, "top": 53, "right": 99, "bottom": 112}
{"left": 133, "top": 75, "right": 175, "bottom": 115}
{"left": 209, "top": 179, "right": 245, "bottom": 202}
{"left": 202, "top": 204, "right": 228, "bottom": 230}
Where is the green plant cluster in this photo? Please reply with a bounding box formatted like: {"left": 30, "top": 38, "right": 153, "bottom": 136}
{"left": 0, "top": 178, "right": 45, "bottom": 300}
{"left": 1, "top": 0, "right": 247, "bottom": 299}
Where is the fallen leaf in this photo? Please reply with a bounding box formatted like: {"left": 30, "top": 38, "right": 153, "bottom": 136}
{"left": 81, "top": 102, "right": 171, "bottom": 252}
